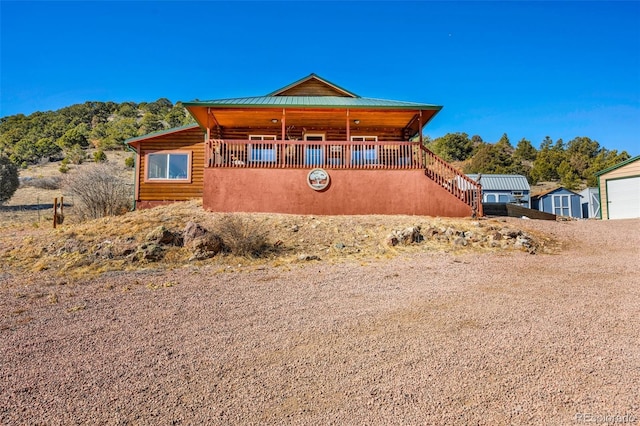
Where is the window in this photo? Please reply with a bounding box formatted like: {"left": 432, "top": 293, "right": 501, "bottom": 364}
{"left": 485, "top": 194, "right": 496, "bottom": 203}
{"left": 553, "top": 194, "right": 571, "bottom": 216}
{"left": 351, "top": 136, "right": 378, "bottom": 165}
{"left": 249, "top": 135, "right": 277, "bottom": 163}
{"left": 304, "top": 133, "right": 325, "bottom": 166}
{"left": 146, "top": 151, "right": 191, "bottom": 181}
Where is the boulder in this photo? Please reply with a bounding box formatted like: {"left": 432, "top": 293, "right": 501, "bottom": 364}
{"left": 183, "top": 221, "right": 208, "bottom": 245}
{"left": 134, "top": 243, "right": 164, "bottom": 262}
{"left": 183, "top": 222, "right": 224, "bottom": 260}
{"left": 146, "top": 226, "right": 182, "bottom": 246}
{"left": 387, "top": 226, "right": 423, "bottom": 246}
{"left": 189, "top": 233, "right": 224, "bottom": 261}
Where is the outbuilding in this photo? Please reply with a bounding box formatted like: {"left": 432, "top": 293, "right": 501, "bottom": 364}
{"left": 531, "top": 187, "right": 582, "bottom": 219}
{"left": 466, "top": 174, "right": 531, "bottom": 208}
{"left": 578, "top": 187, "right": 600, "bottom": 219}
{"left": 595, "top": 155, "right": 640, "bottom": 220}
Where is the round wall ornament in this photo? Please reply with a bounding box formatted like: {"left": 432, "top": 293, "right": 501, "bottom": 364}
{"left": 306, "top": 168, "right": 330, "bottom": 191}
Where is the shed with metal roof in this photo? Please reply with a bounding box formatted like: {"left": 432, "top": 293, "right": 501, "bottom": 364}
{"left": 465, "top": 174, "right": 531, "bottom": 207}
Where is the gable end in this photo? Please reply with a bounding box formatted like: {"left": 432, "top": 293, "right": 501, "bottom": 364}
{"left": 268, "top": 74, "right": 358, "bottom": 98}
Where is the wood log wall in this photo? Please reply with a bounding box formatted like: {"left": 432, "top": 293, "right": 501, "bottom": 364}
{"left": 218, "top": 126, "right": 406, "bottom": 141}
{"left": 136, "top": 127, "right": 205, "bottom": 202}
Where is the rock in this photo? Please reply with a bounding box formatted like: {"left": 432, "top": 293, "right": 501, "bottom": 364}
{"left": 492, "top": 232, "right": 503, "bottom": 241}
{"left": 500, "top": 228, "right": 521, "bottom": 239}
{"left": 190, "top": 234, "right": 224, "bottom": 261}
{"left": 298, "top": 254, "right": 320, "bottom": 261}
{"left": 182, "top": 221, "right": 223, "bottom": 260}
{"left": 183, "top": 221, "right": 208, "bottom": 245}
{"left": 387, "top": 235, "right": 399, "bottom": 247}
{"left": 453, "top": 236, "right": 468, "bottom": 247}
{"left": 291, "top": 225, "right": 299, "bottom": 232}
{"left": 424, "top": 227, "right": 439, "bottom": 238}
{"left": 146, "top": 226, "right": 182, "bottom": 246}
{"left": 386, "top": 226, "right": 423, "bottom": 246}
{"left": 334, "top": 242, "right": 345, "bottom": 249}
{"left": 135, "top": 243, "right": 164, "bottom": 262}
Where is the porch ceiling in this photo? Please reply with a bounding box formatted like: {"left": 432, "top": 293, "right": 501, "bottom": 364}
{"left": 187, "top": 106, "right": 439, "bottom": 134}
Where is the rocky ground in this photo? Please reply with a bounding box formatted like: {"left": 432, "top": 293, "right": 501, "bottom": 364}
{"left": 1, "top": 213, "right": 638, "bottom": 425}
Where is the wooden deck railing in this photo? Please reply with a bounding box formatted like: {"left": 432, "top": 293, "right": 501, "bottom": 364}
{"left": 421, "top": 145, "right": 483, "bottom": 217}
{"left": 206, "top": 139, "right": 425, "bottom": 169}
{"left": 205, "top": 139, "right": 483, "bottom": 216}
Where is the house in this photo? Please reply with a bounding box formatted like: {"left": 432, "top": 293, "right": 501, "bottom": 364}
{"left": 594, "top": 155, "right": 640, "bottom": 220}
{"left": 125, "top": 74, "right": 482, "bottom": 217}
{"left": 531, "top": 187, "right": 582, "bottom": 218}
{"left": 466, "top": 174, "right": 531, "bottom": 208}
{"left": 579, "top": 187, "right": 600, "bottom": 219}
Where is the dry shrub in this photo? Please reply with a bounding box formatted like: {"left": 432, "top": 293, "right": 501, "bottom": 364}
{"left": 212, "top": 214, "right": 271, "bottom": 258}
{"left": 63, "top": 164, "right": 131, "bottom": 220}
{"left": 21, "top": 176, "right": 62, "bottom": 190}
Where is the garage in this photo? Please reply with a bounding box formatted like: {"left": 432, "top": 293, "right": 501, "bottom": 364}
{"left": 596, "top": 156, "right": 640, "bottom": 220}
{"left": 607, "top": 176, "right": 640, "bottom": 219}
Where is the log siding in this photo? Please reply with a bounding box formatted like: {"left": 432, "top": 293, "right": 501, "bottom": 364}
{"left": 132, "top": 127, "right": 205, "bottom": 205}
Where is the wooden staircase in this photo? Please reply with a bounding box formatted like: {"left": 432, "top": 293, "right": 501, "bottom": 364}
{"left": 420, "top": 146, "right": 483, "bottom": 217}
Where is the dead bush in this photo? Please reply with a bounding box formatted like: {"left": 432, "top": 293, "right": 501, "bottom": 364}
{"left": 63, "top": 164, "right": 131, "bottom": 220}
{"left": 21, "top": 176, "right": 62, "bottom": 190}
{"left": 212, "top": 214, "right": 271, "bottom": 258}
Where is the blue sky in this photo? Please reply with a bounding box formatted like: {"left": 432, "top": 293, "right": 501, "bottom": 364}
{"left": 1, "top": 1, "right": 639, "bottom": 155}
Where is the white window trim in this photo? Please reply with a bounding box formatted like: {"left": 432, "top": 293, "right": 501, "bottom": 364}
{"left": 552, "top": 194, "right": 572, "bottom": 217}
{"left": 144, "top": 150, "right": 192, "bottom": 183}
{"left": 304, "top": 133, "right": 326, "bottom": 141}
{"left": 248, "top": 135, "right": 277, "bottom": 163}
{"left": 350, "top": 135, "right": 379, "bottom": 164}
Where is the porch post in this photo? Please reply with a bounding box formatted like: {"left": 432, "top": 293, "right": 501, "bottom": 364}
{"left": 206, "top": 108, "right": 211, "bottom": 166}
{"left": 346, "top": 109, "right": 350, "bottom": 141}
{"left": 418, "top": 110, "right": 424, "bottom": 167}
{"left": 281, "top": 108, "right": 286, "bottom": 168}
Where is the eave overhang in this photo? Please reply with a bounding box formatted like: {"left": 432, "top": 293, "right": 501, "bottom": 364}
{"left": 183, "top": 97, "right": 442, "bottom": 139}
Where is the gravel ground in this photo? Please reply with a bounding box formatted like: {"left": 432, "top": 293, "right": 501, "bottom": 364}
{"left": 1, "top": 218, "right": 639, "bottom": 425}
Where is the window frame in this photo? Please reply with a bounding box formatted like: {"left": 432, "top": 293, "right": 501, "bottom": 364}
{"left": 350, "top": 135, "right": 379, "bottom": 165}
{"left": 144, "top": 150, "right": 192, "bottom": 183}
{"left": 552, "top": 194, "right": 571, "bottom": 217}
{"left": 248, "top": 135, "right": 278, "bottom": 163}
{"left": 304, "top": 133, "right": 326, "bottom": 166}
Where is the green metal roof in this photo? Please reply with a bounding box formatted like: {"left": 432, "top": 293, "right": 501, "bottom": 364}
{"left": 594, "top": 155, "right": 640, "bottom": 176}
{"left": 125, "top": 123, "right": 200, "bottom": 145}
{"left": 183, "top": 96, "right": 442, "bottom": 110}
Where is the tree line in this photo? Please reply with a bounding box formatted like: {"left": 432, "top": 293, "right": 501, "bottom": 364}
{"left": 0, "top": 100, "right": 631, "bottom": 191}
{"left": 0, "top": 98, "right": 195, "bottom": 167}
{"left": 425, "top": 132, "right": 630, "bottom": 188}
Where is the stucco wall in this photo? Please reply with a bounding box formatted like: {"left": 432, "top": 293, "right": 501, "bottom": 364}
{"left": 203, "top": 168, "right": 474, "bottom": 217}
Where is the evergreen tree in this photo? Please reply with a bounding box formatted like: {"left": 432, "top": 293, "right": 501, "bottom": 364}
{"left": 0, "top": 154, "right": 19, "bottom": 204}
{"left": 428, "top": 132, "right": 474, "bottom": 162}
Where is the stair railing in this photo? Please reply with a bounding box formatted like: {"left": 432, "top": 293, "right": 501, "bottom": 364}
{"left": 420, "top": 145, "right": 483, "bottom": 217}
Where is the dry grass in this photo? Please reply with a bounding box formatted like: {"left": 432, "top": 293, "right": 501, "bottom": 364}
{"left": 0, "top": 153, "right": 559, "bottom": 282}
{"left": 1, "top": 150, "right": 133, "bottom": 227}
{"left": 0, "top": 198, "right": 557, "bottom": 283}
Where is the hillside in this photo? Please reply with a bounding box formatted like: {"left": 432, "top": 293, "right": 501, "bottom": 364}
{"left": 1, "top": 100, "right": 633, "bottom": 197}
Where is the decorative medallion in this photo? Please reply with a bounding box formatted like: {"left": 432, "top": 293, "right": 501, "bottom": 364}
{"left": 307, "top": 168, "right": 330, "bottom": 191}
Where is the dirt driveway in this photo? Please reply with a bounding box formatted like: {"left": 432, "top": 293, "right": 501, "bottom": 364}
{"left": 1, "top": 218, "right": 639, "bottom": 425}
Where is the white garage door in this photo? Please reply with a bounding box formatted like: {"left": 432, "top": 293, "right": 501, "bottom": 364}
{"left": 607, "top": 176, "right": 640, "bottom": 219}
